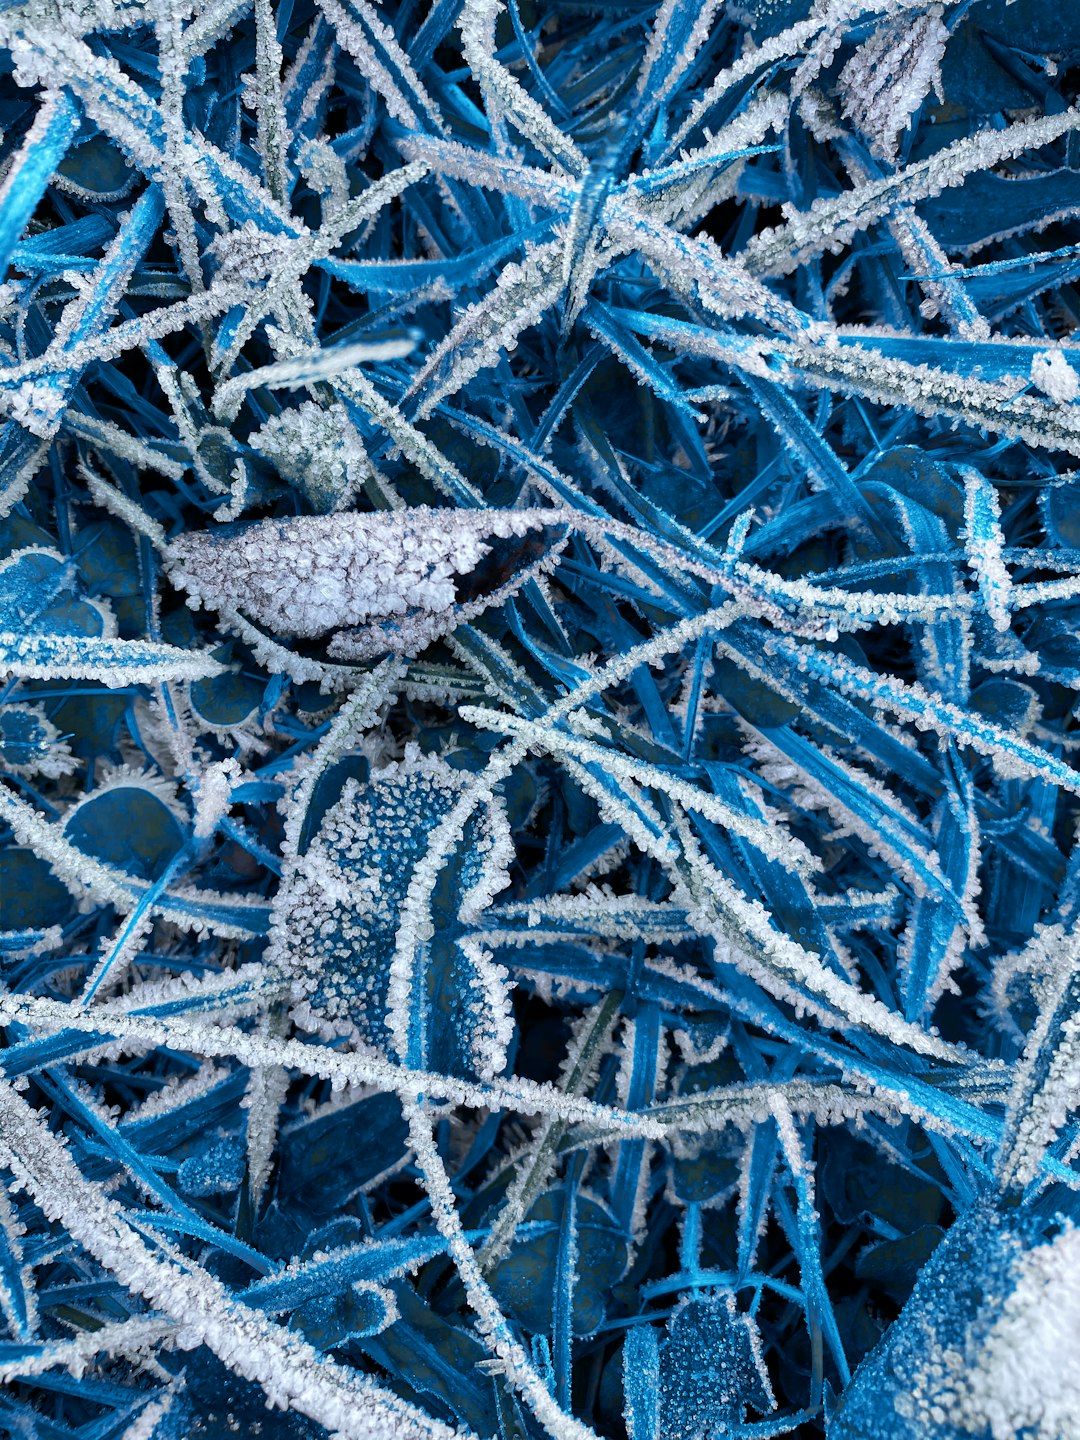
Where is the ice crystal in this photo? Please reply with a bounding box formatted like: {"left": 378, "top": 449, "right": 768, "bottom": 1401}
{"left": 2, "top": 1, "right": 1080, "bottom": 1438}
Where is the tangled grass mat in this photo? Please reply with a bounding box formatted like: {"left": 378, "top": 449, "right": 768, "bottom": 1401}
{"left": 1, "top": 0, "right": 1080, "bottom": 1436}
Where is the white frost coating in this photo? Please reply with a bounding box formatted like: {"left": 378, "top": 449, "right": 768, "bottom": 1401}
{"left": 1007, "top": 1006, "right": 1080, "bottom": 1189}
{"left": 634, "top": 90, "right": 790, "bottom": 232}
{"left": 1032, "top": 348, "right": 1080, "bottom": 404}
{"left": 456, "top": 935, "right": 516, "bottom": 1082}
{"left": 192, "top": 756, "right": 243, "bottom": 838}
{"left": 316, "top": 0, "right": 441, "bottom": 133}
{"left": 779, "top": 334, "right": 1080, "bottom": 458}
{"left": 0, "top": 781, "right": 266, "bottom": 939}
{"left": 115, "top": 1395, "right": 176, "bottom": 1440}
{"left": 404, "top": 1100, "right": 601, "bottom": 1440}
{"left": 670, "top": 809, "right": 966, "bottom": 1064}
{"left": 0, "top": 1179, "right": 35, "bottom": 1338}
{"left": 933, "top": 1225, "right": 1080, "bottom": 1439}
{"left": 270, "top": 747, "right": 516, "bottom": 1079}
{"left": 167, "top": 507, "right": 566, "bottom": 655}
{"left": 404, "top": 239, "right": 567, "bottom": 418}
{"left": 0, "top": 1314, "right": 175, "bottom": 1383}
{"left": 664, "top": 0, "right": 947, "bottom": 161}
{"left": 997, "top": 924, "right": 1080, "bottom": 1189}
{"left": 0, "top": 701, "right": 78, "bottom": 778}
{"left": 0, "top": 989, "right": 660, "bottom": 1132}
{"left": 745, "top": 106, "right": 1080, "bottom": 277}
{"left": 458, "top": 0, "right": 585, "bottom": 174}
{"left": 460, "top": 704, "right": 822, "bottom": 880}
{"left": 0, "top": 1084, "right": 464, "bottom": 1440}
{"left": 647, "top": 1078, "right": 916, "bottom": 1136}
{"left": 1, "top": 631, "right": 225, "bottom": 687}
{"left": 170, "top": 509, "right": 473, "bottom": 636}
{"left": 242, "top": 1051, "right": 290, "bottom": 1208}
{"left": 251, "top": 0, "right": 287, "bottom": 203}
{"left": 635, "top": 0, "right": 724, "bottom": 111}
{"left": 837, "top": 9, "right": 947, "bottom": 161}
{"left": 213, "top": 337, "right": 419, "bottom": 418}
{"left": 278, "top": 659, "right": 405, "bottom": 858}
{"left": 962, "top": 469, "right": 1012, "bottom": 634}
{"left": 250, "top": 400, "right": 370, "bottom": 513}
{"left": 2, "top": 378, "right": 66, "bottom": 435}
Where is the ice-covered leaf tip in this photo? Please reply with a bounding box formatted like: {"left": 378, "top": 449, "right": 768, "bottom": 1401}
{"left": 167, "top": 507, "right": 568, "bottom": 659}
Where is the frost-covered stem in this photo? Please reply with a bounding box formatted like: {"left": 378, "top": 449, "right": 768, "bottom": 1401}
{"left": 467, "top": 642, "right": 962, "bottom": 1067}
{"left": 962, "top": 468, "right": 1012, "bottom": 634}
{"left": 212, "top": 335, "right": 420, "bottom": 421}
{"left": 0, "top": 88, "right": 81, "bottom": 276}
{"left": 534, "top": 601, "right": 743, "bottom": 728}
{"left": 0, "top": 279, "right": 250, "bottom": 388}
{"left": 404, "top": 1100, "right": 601, "bottom": 1440}
{"left": 280, "top": 657, "right": 405, "bottom": 859}
{"left": 203, "top": 162, "right": 427, "bottom": 378}
{"left": 243, "top": 1003, "right": 292, "bottom": 1209}
{"left": 745, "top": 105, "right": 1080, "bottom": 277}
{"left": 641, "top": 1079, "right": 927, "bottom": 1135}
{"left": 885, "top": 209, "right": 989, "bottom": 342}
{"left": 253, "top": 0, "right": 289, "bottom": 202}
{"left": 539, "top": 754, "right": 965, "bottom": 1066}
{"left": 460, "top": 705, "right": 819, "bottom": 879}
{"left": 772, "top": 1096, "right": 827, "bottom": 1404}
{"left": 95, "top": 414, "right": 171, "bottom": 551}
{"left": 670, "top": 807, "right": 965, "bottom": 1063}
{"left": 153, "top": 0, "right": 207, "bottom": 303}
{"left": 754, "top": 633, "right": 1080, "bottom": 795}
{"left": 0, "top": 990, "right": 658, "bottom": 1134}
{"left": 0, "top": 1314, "right": 175, "bottom": 1382}
{"left": 333, "top": 368, "right": 486, "bottom": 507}
{"left": 458, "top": 0, "right": 585, "bottom": 175}
{"left": 563, "top": 507, "right": 994, "bottom": 629}
{"left": 0, "top": 1176, "right": 35, "bottom": 1339}
{"left": 315, "top": 0, "right": 441, "bottom": 132}
{"left": 67, "top": 413, "right": 186, "bottom": 480}
{"left": 0, "top": 783, "right": 264, "bottom": 938}
{"left": 997, "top": 927, "right": 1080, "bottom": 1191}
{"left": 118, "top": 1395, "right": 175, "bottom": 1440}
{"left": 635, "top": 0, "right": 724, "bottom": 120}
{"left": 180, "top": 0, "right": 255, "bottom": 59}
{"left": 477, "top": 988, "right": 623, "bottom": 1272}
{"left": 76, "top": 844, "right": 195, "bottom": 1008}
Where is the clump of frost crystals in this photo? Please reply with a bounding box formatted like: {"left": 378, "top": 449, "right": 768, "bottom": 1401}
{"left": 1031, "top": 349, "right": 1080, "bottom": 404}
{"left": 167, "top": 506, "right": 567, "bottom": 659}
{"left": 249, "top": 401, "right": 369, "bottom": 513}
{"left": 837, "top": 8, "right": 948, "bottom": 162}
